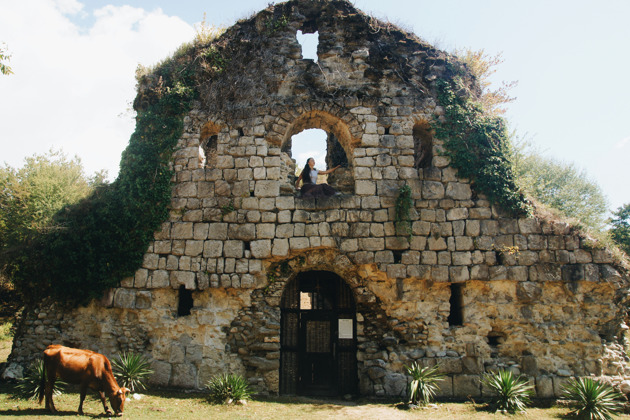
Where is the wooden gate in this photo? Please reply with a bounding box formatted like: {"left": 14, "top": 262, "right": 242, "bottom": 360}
{"left": 280, "top": 271, "right": 357, "bottom": 396}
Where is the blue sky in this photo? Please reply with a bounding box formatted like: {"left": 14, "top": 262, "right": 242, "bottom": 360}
{"left": 1, "top": 0, "right": 628, "bottom": 212}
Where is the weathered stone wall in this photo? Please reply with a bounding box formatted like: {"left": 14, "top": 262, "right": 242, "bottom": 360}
{"left": 6, "top": 0, "right": 630, "bottom": 398}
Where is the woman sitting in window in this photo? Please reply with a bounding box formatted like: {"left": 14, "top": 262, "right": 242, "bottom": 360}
{"left": 295, "top": 157, "right": 341, "bottom": 198}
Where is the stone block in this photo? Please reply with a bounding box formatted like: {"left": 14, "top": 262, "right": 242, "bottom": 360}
{"left": 207, "top": 223, "right": 228, "bottom": 240}
{"left": 446, "top": 182, "right": 472, "bottom": 200}
{"left": 185, "top": 240, "right": 204, "bottom": 256}
{"left": 250, "top": 240, "right": 271, "bottom": 258}
{"left": 289, "top": 237, "right": 310, "bottom": 250}
{"left": 254, "top": 180, "right": 279, "bottom": 197}
{"left": 135, "top": 291, "right": 152, "bottom": 309}
{"left": 143, "top": 253, "right": 159, "bottom": 270}
{"left": 149, "top": 361, "right": 172, "bottom": 387}
{"left": 113, "top": 288, "right": 135, "bottom": 308}
{"left": 172, "top": 222, "right": 193, "bottom": 239}
{"left": 171, "top": 271, "right": 195, "bottom": 289}
{"left": 422, "top": 181, "right": 445, "bottom": 199}
{"left": 171, "top": 363, "right": 197, "bottom": 388}
{"left": 435, "top": 376, "right": 453, "bottom": 397}
{"left": 203, "top": 240, "right": 223, "bottom": 258}
{"left": 383, "top": 373, "right": 407, "bottom": 397}
{"left": 223, "top": 240, "right": 244, "bottom": 258}
{"left": 453, "top": 375, "right": 481, "bottom": 397}
{"left": 150, "top": 270, "right": 170, "bottom": 288}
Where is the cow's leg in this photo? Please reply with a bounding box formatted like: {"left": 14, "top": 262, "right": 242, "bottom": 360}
{"left": 78, "top": 384, "right": 88, "bottom": 415}
{"left": 44, "top": 368, "right": 57, "bottom": 412}
{"left": 97, "top": 390, "right": 112, "bottom": 415}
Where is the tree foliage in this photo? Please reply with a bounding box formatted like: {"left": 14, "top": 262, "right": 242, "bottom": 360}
{"left": 512, "top": 141, "right": 608, "bottom": 230}
{"left": 609, "top": 203, "right": 630, "bottom": 255}
{"left": 0, "top": 151, "right": 106, "bottom": 301}
{"left": 0, "top": 150, "right": 105, "bottom": 246}
{"left": 0, "top": 42, "right": 13, "bottom": 76}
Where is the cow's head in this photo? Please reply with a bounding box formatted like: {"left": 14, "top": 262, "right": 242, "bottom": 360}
{"left": 109, "top": 387, "right": 129, "bottom": 416}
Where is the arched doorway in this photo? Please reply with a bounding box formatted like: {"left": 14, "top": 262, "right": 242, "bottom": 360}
{"left": 280, "top": 271, "right": 357, "bottom": 396}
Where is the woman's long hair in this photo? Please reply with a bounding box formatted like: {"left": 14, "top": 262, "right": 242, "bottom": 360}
{"left": 301, "top": 158, "right": 314, "bottom": 184}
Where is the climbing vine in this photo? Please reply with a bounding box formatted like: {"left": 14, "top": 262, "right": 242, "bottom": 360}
{"left": 394, "top": 184, "right": 413, "bottom": 239}
{"left": 6, "top": 41, "right": 225, "bottom": 305}
{"left": 433, "top": 77, "right": 530, "bottom": 217}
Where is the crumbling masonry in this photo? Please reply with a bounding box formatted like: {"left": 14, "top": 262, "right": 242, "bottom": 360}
{"left": 7, "top": 0, "right": 630, "bottom": 398}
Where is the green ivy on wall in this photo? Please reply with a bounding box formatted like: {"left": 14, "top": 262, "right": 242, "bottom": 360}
{"left": 433, "top": 77, "right": 531, "bottom": 217}
{"left": 10, "top": 44, "right": 213, "bottom": 305}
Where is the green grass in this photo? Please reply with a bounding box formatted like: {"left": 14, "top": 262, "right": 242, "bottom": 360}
{"left": 0, "top": 318, "right": 13, "bottom": 363}
{"left": 0, "top": 382, "right": 600, "bottom": 420}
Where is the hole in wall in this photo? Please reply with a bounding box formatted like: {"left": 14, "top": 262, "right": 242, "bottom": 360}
{"left": 392, "top": 250, "right": 403, "bottom": 264}
{"left": 413, "top": 120, "right": 433, "bottom": 169}
{"left": 384, "top": 126, "right": 390, "bottom": 135}
{"left": 296, "top": 30, "right": 319, "bottom": 61}
{"left": 244, "top": 241, "right": 251, "bottom": 251}
{"left": 200, "top": 134, "right": 218, "bottom": 167}
{"left": 177, "top": 285, "right": 193, "bottom": 317}
{"left": 448, "top": 283, "right": 464, "bottom": 326}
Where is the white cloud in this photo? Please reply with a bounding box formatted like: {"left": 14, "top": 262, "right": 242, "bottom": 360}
{"left": 0, "top": 0, "right": 194, "bottom": 180}
{"left": 615, "top": 137, "right": 630, "bottom": 149}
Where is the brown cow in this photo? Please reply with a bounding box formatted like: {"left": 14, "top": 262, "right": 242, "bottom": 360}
{"left": 40, "top": 345, "right": 129, "bottom": 416}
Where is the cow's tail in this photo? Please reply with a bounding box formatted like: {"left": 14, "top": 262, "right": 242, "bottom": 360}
{"left": 38, "top": 358, "right": 46, "bottom": 405}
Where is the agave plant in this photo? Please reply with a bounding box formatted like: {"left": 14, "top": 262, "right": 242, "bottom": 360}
{"left": 561, "top": 377, "right": 624, "bottom": 420}
{"left": 111, "top": 351, "right": 154, "bottom": 392}
{"left": 207, "top": 373, "right": 252, "bottom": 404}
{"left": 15, "top": 359, "right": 66, "bottom": 401}
{"left": 404, "top": 362, "right": 445, "bottom": 405}
{"left": 481, "top": 369, "right": 534, "bottom": 413}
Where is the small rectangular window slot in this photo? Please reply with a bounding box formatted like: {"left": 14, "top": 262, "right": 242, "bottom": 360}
{"left": 448, "top": 283, "right": 464, "bottom": 326}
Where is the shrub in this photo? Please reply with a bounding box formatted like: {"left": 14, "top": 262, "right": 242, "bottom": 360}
{"left": 207, "top": 373, "right": 252, "bottom": 405}
{"left": 112, "top": 351, "right": 154, "bottom": 392}
{"left": 15, "top": 359, "right": 66, "bottom": 401}
{"left": 481, "top": 369, "right": 533, "bottom": 413}
{"left": 404, "top": 362, "right": 445, "bottom": 406}
{"left": 561, "top": 377, "right": 624, "bottom": 420}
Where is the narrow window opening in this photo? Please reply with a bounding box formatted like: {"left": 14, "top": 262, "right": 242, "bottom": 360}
{"left": 244, "top": 241, "right": 251, "bottom": 251}
{"left": 384, "top": 126, "right": 390, "bottom": 135}
{"left": 392, "top": 250, "right": 403, "bottom": 264}
{"left": 447, "top": 283, "right": 464, "bottom": 326}
{"left": 200, "top": 134, "right": 218, "bottom": 167}
{"left": 413, "top": 121, "right": 433, "bottom": 169}
{"left": 296, "top": 30, "right": 319, "bottom": 61}
{"left": 238, "top": 128, "right": 244, "bottom": 137}
{"left": 250, "top": 190, "right": 255, "bottom": 197}
{"left": 177, "top": 285, "right": 193, "bottom": 317}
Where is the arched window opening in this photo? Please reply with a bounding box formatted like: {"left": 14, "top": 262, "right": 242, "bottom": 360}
{"left": 289, "top": 128, "right": 352, "bottom": 196}
{"left": 296, "top": 29, "right": 319, "bottom": 62}
{"left": 280, "top": 111, "right": 355, "bottom": 197}
{"left": 448, "top": 283, "right": 464, "bottom": 326}
{"left": 413, "top": 120, "right": 433, "bottom": 169}
{"left": 292, "top": 128, "right": 327, "bottom": 181}
{"left": 177, "top": 285, "right": 193, "bottom": 317}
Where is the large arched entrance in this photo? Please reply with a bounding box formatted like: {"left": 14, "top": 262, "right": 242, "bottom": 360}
{"left": 279, "top": 271, "right": 357, "bottom": 396}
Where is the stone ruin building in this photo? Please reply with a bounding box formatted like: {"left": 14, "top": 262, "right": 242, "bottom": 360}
{"left": 6, "top": 0, "right": 630, "bottom": 399}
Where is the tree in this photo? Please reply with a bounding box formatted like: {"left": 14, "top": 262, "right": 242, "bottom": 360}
{"left": 512, "top": 141, "right": 608, "bottom": 231}
{"left": 0, "top": 149, "right": 106, "bottom": 259}
{"left": 0, "top": 42, "right": 13, "bottom": 76}
{"left": 609, "top": 203, "right": 630, "bottom": 255}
